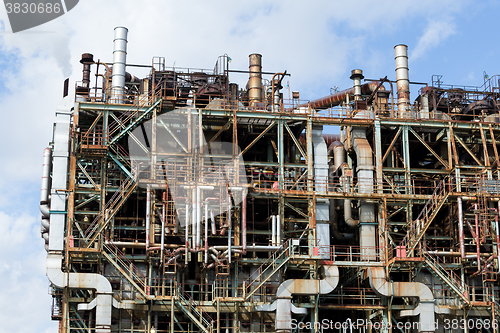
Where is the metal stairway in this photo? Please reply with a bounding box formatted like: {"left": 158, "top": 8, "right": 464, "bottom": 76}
{"left": 244, "top": 239, "right": 293, "bottom": 300}
{"left": 423, "top": 249, "right": 469, "bottom": 305}
{"left": 102, "top": 239, "right": 148, "bottom": 299}
{"left": 84, "top": 173, "right": 137, "bottom": 247}
{"left": 175, "top": 284, "right": 214, "bottom": 333}
{"left": 401, "top": 178, "right": 449, "bottom": 255}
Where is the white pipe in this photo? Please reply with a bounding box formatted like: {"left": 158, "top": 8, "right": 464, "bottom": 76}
{"left": 146, "top": 185, "right": 151, "bottom": 249}
{"left": 40, "top": 147, "right": 52, "bottom": 218}
{"left": 368, "top": 267, "right": 435, "bottom": 332}
{"left": 161, "top": 201, "right": 165, "bottom": 264}
{"left": 48, "top": 254, "right": 113, "bottom": 333}
{"left": 185, "top": 203, "right": 189, "bottom": 265}
{"left": 228, "top": 197, "right": 232, "bottom": 264}
{"left": 205, "top": 202, "right": 208, "bottom": 264}
{"left": 110, "top": 27, "right": 128, "bottom": 104}
{"left": 275, "top": 266, "right": 339, "bottom": 332}
{"left": 276, "top": 215, "right": 281, "bottom": 245}
{"left": 191, "top": 188, "right": 196, "bottom": 248}
{"left": 210, "top": 209, "right": 216, "bottom": 235}
{"left": 271, "top": 215, "right": 276, "bottom": 246}
{"left": 196, "top": 186, "right": 201, "bottom": 249}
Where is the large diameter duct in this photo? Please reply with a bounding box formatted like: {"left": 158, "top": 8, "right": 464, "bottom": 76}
{"left": 298, "top": 81, "right": 383, "bottom": 110}
{"left": 350, "top": 69, "right": 364, "bottom": 100}
{"left": 395, "top": 44, "right": 410, "bottom": 117}
{"left": 46, "top": 97, "right": 113, "bottom": 333}
{"left": 40, "top": 147, "right": 52, "bottom": 251}
{"left": 368, "top": 267, "right": 435, "bottom": 332}
{"left": 248, "top": 53, "right": 262, "bottom": 104}
{"left": 312, "top": 127, "right": 330, "bottom": 258}
{"left": 276, "top": 266, "right": 339, "bottom": 333}
{"left": 110, "top": 27, "right": 128, "bottom": 104}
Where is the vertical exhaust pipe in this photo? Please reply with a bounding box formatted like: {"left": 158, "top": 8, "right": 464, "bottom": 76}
{"left": 248, "top": 54, "right": 262, "bottom": 105}
{"left": 395, "top": 44, "right": 410, "bottom": 118}
{"left": 110, "top": 27, "right": 128, "bottom": 104}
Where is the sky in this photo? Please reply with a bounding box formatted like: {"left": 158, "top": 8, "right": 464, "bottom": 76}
{"left": 1, "top": 0, "right": 499, "bottom": 331}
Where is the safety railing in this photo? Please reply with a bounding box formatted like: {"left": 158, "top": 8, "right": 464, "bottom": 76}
{"left": 401, "top": 178, "right": 449, "bottom": 255}
{"left": 317, "top": 245, "right": 383, "bottom": 263}
{"left": 213, "top": 279, "right": 245, "bottom": 299}
{"left": 176, "top": 283, "right": 215, "bottom": 333}
{"left": 244, "top": 239, "right": 293, "bottom": 300}
{"left": 102, "top": 238, "right": 148, "bottom": 298}
{"left": 423, "top": 246, "right": 469, "bottom": 305}
{"left": 84, "top": 172, "right": 138, "bottom": 246}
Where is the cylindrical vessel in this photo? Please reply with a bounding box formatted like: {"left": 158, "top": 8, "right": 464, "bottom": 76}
{"left": 395, "top": 44, "right": 410, "bottom": 117}
{"left": 350, "top": 69, "right": 364, "bottom": 101}
{"left": 111, "top": 27, "right": 128, "bottom": 104}
{"left": 248, "top": 54, "right": 262, "bottom": 104}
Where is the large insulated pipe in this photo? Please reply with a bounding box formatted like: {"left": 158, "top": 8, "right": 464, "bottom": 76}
{"left": 242, "top": 190, "right": 247, "bottom": 253}
{"left": 248, "top": 54, "right": 263, "bottom": 104}
{"left": 395, "top": 44, "right": 410, "bottom": 117}
{"left": 276, "top": 266, "right": 339, "bottom": 333}
{"left": 297, "top": 81, "right": 383, "bottom": 110}
{"left": 110, "top": 27, "right": 128, "bottom": 104}
{"left": 40, "top": 147, "right": 52, "bottom": 250}
{"left": 368, "top": 267, "right": 435, "bottom": 332}
{"left": 271, "top": 215, "right": 276, "bottom": 246}
{"left": 146, "top": 185, "right": 151, "bottom": 249}
{"left": 46, "top": 97, "right": 113, "bottom": 333}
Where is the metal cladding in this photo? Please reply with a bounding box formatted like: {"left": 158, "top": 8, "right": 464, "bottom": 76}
{"left": 248, "top": 53, "right": 262, "bottom": 103}
{"left": 110, "top": 26, "right": 128, "bottom": 104}
{"left": 42, "top": 30, "right": 500, "bottom": 333}
{"left": 395, "top": 44, "right": 410, "bottom": 117}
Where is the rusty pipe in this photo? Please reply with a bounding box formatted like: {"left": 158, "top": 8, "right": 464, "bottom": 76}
{"left": 242, "top": 190, "right": 247, "bottom": 254}
{"left": 248, "top": 54, "right": 262, "bottom": 104}
{"left": 298, "top": 81, "right": 383, "bottom": 110}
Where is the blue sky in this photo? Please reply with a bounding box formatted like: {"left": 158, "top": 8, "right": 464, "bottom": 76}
{"left": 0, "top": 1, "right": 499, "bottom": 331}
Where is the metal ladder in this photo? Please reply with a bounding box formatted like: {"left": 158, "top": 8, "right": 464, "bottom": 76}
{"left": 244, "top": 239, "right": 293, "bottom": 300}
{"left": 175, "top": 284, "right": 214, "bottom": 333}
{"left": 401, "top": 178, "right": 449, "bottom": 256}
{"left": 423, "top": 249, "right": 469, "bottom": 305}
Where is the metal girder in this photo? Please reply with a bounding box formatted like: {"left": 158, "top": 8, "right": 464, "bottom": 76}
{"left": 284, "top": 122, "right": 307, "bottom": 160}
{"left": 77, "top": 162, "right": 100, "bottom": 190}
{"left": 209, "top": 119, "right": 232, "bottom": 144}
{"left": 382, "top": 127, "right": 402, "bottom": 164}
{"left": 108, "top": 152, "right": 134, "bottom": 179}
{"left": 453, "top": 133, "right": 483, "bottom": 166}
{"left": 478, "top": 124, "right": 490, "bottom": 167}
{"left": 158, "top": 117, "right": 188, "bottom": 153}
{"left": 108, "top": 98, "right": 162, "bottom": 146}
{"left": 489, "top": 124, "right": 500, "bottom": 166}
{"left": 109, "top": 112, "right": 150, "bottom": 154}
{"left": 408, "top": 127, "right": 449, "bottom": 169}
{"left": 238, "top": 121, "right": 276, "bottom": 157}
{"left": 284, "top": 202, "right": 308, "bottom": 219}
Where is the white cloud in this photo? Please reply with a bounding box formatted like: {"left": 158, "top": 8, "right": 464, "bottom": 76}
{"left": 411, "top": 20, "right": 456, "bottom": 61}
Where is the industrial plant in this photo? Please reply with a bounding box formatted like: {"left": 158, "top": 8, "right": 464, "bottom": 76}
{"left": 40, "top": 26, "right": 500, "bottom": 332}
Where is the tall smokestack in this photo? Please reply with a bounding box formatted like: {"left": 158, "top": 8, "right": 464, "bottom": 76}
{"left": 395, "top": 44, "right": 410, "bottom": 118}
{"left": 110, "top": 27, "right": 128, "bottom": 104}
{"left": 248, "top": 53, "right": 262, "bottom": 105}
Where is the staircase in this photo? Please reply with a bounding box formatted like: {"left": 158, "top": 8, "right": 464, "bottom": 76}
{"left": 102, "top": 238, "right": 148, "bottom": 299}
{"left": 401, "top": 178, "right": 449, "bottom": 256}
{"left": 423, "top": 249, "right": 469, "bottom": 305}
{"left": 244, "top": 239, "right": 294, "bottom": 300}
{"left": 85, "top": 173, "right": 137, "bottom": 247}
{"left": 175, "top": 284, "right": 214, "bottom": 333}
